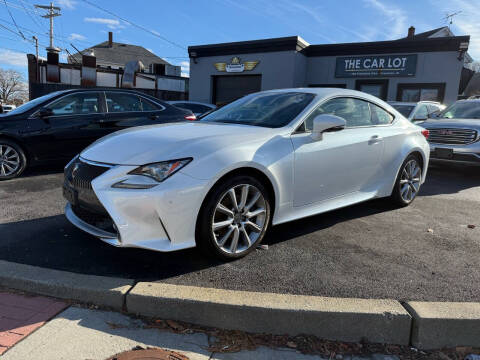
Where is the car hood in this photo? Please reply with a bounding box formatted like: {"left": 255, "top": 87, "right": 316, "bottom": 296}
{"left": 80, "top": 122, "right": 277, "bottom": 165}
{"left": 421, "top": 118, "right": 480, "bottom": 129}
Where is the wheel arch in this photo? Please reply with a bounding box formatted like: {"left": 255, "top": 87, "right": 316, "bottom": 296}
{"left": 194, "top": 166, "right": 278, "bottom": 239}
{"left": 0, "top": 134, "right": 30, "bottom": 161}
{"left": 202, "top": 166, "right": 276, "bottom": 215}
{"left": 389, "top": 148, "right": 427, "bottom": 196}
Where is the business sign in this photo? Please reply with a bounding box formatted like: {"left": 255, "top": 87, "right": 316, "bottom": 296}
{"left": 214, "top": 57, "right": 259, "bottom": 73}
{"left": 335, "top": 54, "right": 417, "bottom": 78}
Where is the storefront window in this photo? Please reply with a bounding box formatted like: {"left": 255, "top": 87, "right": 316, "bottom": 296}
{"left": 359, "top": 85, "right": 383, "bottom": 99}
{"left": 355, "top": 80, "right": 388, "bottom": 100}
{"left": 401, "top": 89, "right": 420, "bottom": 102}
{"left": 397, "top": 83, "right": 445, "bottom": 103}
{"left": 420, "top": 88, "right": 439, "bottom": 101}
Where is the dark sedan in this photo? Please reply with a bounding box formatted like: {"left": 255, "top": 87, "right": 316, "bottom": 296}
{"left": 0, "top": 88, "right": 196, "bottom": 179}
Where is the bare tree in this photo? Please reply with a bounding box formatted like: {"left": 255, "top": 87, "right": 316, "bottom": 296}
{"left": 0, "top": 68, "right": 28, "bottom": 104}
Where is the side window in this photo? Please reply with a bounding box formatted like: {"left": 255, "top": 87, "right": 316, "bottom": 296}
{"left": 46, "top": 93, "right": 100, "bottom": 115}
{"left": 414, "top": 105, "right": 428, "bottom": 119}
{"left": 427, "top": 104, "right": 440, "bottom": 116}
{"left": 105, "top": 92, "right": 142, "bottom": 112}
{"left": 141, "top": 98, "right": 161, "bottom": 111}
{"left": 370, "top": 103, "right": 394, "bottom": 125}
{"left": 304, "top": 97, "right": 372, "bottom": 130}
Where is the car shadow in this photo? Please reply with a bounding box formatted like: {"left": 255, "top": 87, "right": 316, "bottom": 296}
{"left": 1, "top": 163, "right": 478, "bottom": 282}
{"left": 0, "top": 199, "right": 395, "bottom": 281}
{"left": 0, "top": 214, "right": 224, "bottom": 281}
{"left": 21, "top": 163, "right": 65, "bottom": 178}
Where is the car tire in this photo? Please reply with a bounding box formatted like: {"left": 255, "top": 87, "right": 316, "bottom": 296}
{"left": 0, "top": 139, "right": 27, "bottom": 180}
{"left": 197, "top": 175, "right": 271, "bottom": 261}
{"left": 390, "top": 154, "right": 422, "bottom": 207}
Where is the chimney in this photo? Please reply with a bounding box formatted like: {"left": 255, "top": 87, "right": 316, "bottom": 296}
{"left": 108, "top": 31, "right": 113, "bottom": 47}
{"left": 407, "top": 26, "right": 415, "bottom": 39}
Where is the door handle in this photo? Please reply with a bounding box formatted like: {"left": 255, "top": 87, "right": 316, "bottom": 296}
{"left": 149, "top": 114, "right": 159, "bottom": 120}
{"left": 369, "top": 135, "right": 383, "bottom": 144}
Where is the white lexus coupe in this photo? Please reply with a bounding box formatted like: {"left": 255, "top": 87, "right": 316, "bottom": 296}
{"left": 64, "top": 88, "right": 430, "bottom": 260}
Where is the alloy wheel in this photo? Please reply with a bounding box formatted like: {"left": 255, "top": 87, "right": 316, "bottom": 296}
{"left": 0, "top": 144, "right": 20, "bottom": 177}
{"left": 399, "top": 159, "right": 421, "bottom": 203}
{"left": 211, "top": 184, "right": 267, "bottom": 255}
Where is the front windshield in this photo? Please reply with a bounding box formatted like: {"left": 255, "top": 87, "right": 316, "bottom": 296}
{"left": 438, "top": 101, "right": 480, "bottom": 119}
{"left": 391, "top": 104, "right": 415, "bottom": 118}
{"left": 201, "top": 92, "right": 315, "bottom": 128}
{"left": 5, "top": 91, "right": 63, "bottom": 116}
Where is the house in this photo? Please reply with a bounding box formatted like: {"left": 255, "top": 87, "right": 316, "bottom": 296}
{"left": 68, "top": 32, "right": 173, "bottom": 72}
{"left": 27, "top": 32, "right": 187, "bottom": 101}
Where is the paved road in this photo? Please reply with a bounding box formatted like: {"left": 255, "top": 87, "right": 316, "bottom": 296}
{"left": 1, "top": 163, "right": 479, "bottom": 302}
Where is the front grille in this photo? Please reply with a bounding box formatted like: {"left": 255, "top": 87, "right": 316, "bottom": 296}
{"left": 64, "top": 157, "right": 112, "bottom": 214}
{"left": 65, "top": 157, "right": 111, "bottom": 190}
{"left": 426, "top": 128, "right": 478, "bottom": 145}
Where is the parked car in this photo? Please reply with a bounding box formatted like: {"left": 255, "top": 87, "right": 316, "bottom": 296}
{"left": 0, "top": 88, "right": 196, "bottom": 180}
{"left": 1, "top": 104, "right": 16, "bottom": 113}
{"left": 389, "top": 101, "right": 445, "bottom": 123}
{"left": 63, "top": 88, "right": 429, "bottom": 260}
{"left": 167, "top": 101, "right": 216, "bottom": 116}
{"left": 421, "top": 99, "right": 480, "bottom": 166}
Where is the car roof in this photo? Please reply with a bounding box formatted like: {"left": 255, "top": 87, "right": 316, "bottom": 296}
{"left": 167, "top": 100, "right": 215, "bottom": 107}
{"left": 51, "top": 88, "right": 158, "bottom": 96}
{"left": 389, "top": 101, "right": 441, "bottom": 106}
{"left": 389, "top": 102, "right": 417, "bottom": 106}
{"left": 47, "top": 88, "right": 168, "bottom": 104}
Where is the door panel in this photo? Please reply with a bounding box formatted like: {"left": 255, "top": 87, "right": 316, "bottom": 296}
{"left": 292, "top": 96, "right": 386, "bottom": 207}
{"left": 24, "top": 92, "right": 105, "bottom": 161}
{"left": 291, "top": 128, "right": 384, "bottom": 206}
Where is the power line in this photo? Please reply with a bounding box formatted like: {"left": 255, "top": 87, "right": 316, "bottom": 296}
{"left": 0, "top": 33, "right": 18, "bottom": 41}
{"left": 0, "top": 17, "right": 189, "bottom": 63}
{"left": 2, "top": 0, "right": 26, "bottom": 39}
{"left": 14, "top": 0, "right": 43, "bottom": 30}
{"left": 0, "top": 19, "right": 51, "bottom": 53}
{"left": 81, "top": 0, "right": 187, "bottom": 51}
{"left": 0, "top": 18, "right": 60, "bottom": 47}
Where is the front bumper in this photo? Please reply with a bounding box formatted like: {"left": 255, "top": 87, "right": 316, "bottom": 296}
{"left": 429, "top": 144, "right": 480, "bottom": 166}
{"left": 64, "top": 158, "right": 209, "bottom": 252}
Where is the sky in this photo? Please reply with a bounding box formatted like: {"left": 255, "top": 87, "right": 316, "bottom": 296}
{"left": 0, "top": 0, "right": 479, "bottom": 80}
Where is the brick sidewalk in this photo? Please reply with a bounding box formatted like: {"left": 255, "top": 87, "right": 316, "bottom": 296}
{"left": 0, "top": 291, "right": 68, "bottom": 355}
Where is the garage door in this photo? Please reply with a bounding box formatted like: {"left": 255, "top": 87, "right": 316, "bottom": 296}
{"left": 213, "top": 75, "right": 261, "bottom": 106}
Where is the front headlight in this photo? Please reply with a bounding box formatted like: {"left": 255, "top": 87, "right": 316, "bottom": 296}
{"left": 112, "top": 158, "right": 192, "bottom": 189}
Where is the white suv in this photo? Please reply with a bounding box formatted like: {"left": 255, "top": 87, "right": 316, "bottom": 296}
{"left": 389, "top": 101, "right": 445, "bottom": 123}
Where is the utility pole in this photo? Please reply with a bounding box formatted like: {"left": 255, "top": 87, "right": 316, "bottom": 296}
{"left": 34, "top": 2, "right": 61, "bottom": 53}
{"left": 32, "top": 36, "right": 39, "bottom": 60}
{"left": 32, "top": 35, "right": 39, "bottom": 81}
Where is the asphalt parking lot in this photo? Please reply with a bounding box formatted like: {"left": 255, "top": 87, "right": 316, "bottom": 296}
{"left": 0, "top": 163, "right": 479, "bottom": 302}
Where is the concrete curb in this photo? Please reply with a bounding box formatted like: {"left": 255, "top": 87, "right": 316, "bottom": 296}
{"left": 405, "top": 301, "right": 480, "bottom": 350}
{"left": 0, "top": 260, "right": 134, "bottom": 310}
{"left": 2, "top": 259, "right": 480, "bottom": 349}
{"left": 126, "top": 282, "right": 412, "bottom": 345}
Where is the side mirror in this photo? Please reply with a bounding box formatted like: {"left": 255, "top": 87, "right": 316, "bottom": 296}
{"left": 37, "top": 107, "right": 53, "bottom": 118}
{"left": 311, "top": 114, "right": 346, "bottom": 141}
